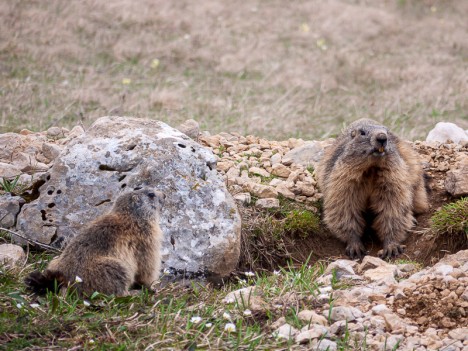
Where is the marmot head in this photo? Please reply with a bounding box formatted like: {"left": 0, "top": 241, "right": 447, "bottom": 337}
{"left": 341, "top": 118, "right": 397, "bottom": 163}
{"left": 113, "top": 187, "right": 165, "bottom": 221}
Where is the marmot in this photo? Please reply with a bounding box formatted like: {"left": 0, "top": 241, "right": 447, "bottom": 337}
{"left": 25, "top": 187, "right": 165, "bottom": 296}
{"left": 317, "top": 119, "right": 429, "bottom": 259}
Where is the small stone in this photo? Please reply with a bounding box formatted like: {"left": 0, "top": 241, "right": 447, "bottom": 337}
{"left": 177, "top": 119, "right": 200, "bottom": 139}
{"left": 359, "top": 256, "right": 390, "bottom": 272}
{"left": 363, "top": 265, "right": 397, "bottom": 285}
{"left": 273, "top": 323, "right": 298, "bottom": 340}
{"left": 282, "top": 141, "right": 324, "bottom": 167}
{"left": 270, "top": 153, "right": 282, "bottom": 165}
{"left": 217, "top": 161, "right": 235, "bottom": 172}
{"left": 0, "top": 163, "right": 21, "bottom": 178}
{"left": 324, "top": 259, "right": 357, "bottom": 279}
{"left": 245, "top": 182, "right": 278, "bottom": 198}
{"left": 371, "top": 304, "right": 391, "bottom": 316}
{"left": 41, "top": 143, "right": 62, "bottom": 161}
{"left": 19, "top": 129, "right": 34, "bottom": 135}
{"left": 327, "top": 306, "right": 362, "bottom": 323}
{"left": 295, "top": 325, "right": 329, "bottom": 344}
{"left": 233, "top": 193, "right": 251, "bottom": 205}
{"left": 384, "top": 335, "right": 403, "bottom": 351}
{"left": 383, "top": 312, "right": 408, "bottom": 333}
{"left": 47, "top": 127, "right": 63, "bottom": 138}
{"left": 0, "top": 244, "right": 26, "bottom": 268}
{"left": 0, "top": 194, "right": 25, "bottom": 228}
{"left": 426, "top": 122, "right": 468, "bottom": 144}
{"left": 271, "top": 163, "right": 291, "bottom": 178}
{"left": 448, "top": 328, "right": 468, "bottom": 341}
{"left": 297, "top": 310, "right": 328, "bottom": 326}
{"left": 249, "top": 167, "right": 270, "bottom": 178}
{"left": 315, "top": 339, "right": 337, "bottom": 351}
{"left": 255, "top": 198, "right": 279, "bottom": 208}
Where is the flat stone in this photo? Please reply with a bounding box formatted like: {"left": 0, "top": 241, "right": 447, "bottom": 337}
{"left": 363, "top": 265, "right": 397, "bottom": 285}
{"left": 295, "top": 325, "right": 329, "bottom": 344}
{"left": 383, "top": 312, "right": 408, "bottom": 333}
{"left": 0, "top": 244, "right": 25, "bottom": 267}
{"left": 273, "top": 323, "right": 298, "bottom": 340}
{"left": 325, "top": 259, "right": 357, "bottom": 279}
{"left": 448, "top": 328, "right": 468, "bottom": 341}
{"left": 0, "top": 163, "right": 21, "bottom": 178}
{"left": 249, "top": 167, "right": 270, "bottom": 178}
{"left": 255, "top": 198, "right": 279, "bottom": 208}
{"left": 245, "top": 182, "right": 278, "bottom": 198}
{"left": 315, "top": 339, "right": 337, "bottom": 351}
{"left": 327, "top": 306, "right": 362, "bottom": 323}
{"left": 297, "top": 310, "right": 328, "bottom": 326}
{"left": 282, "top": 141, "right": 324, "bottom": 167}
{"left": 359, "top": 256, "right": 390, "bottom": 272}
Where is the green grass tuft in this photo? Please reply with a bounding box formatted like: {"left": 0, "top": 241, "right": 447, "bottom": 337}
{"left": 431, "top": 197, "right": 468, "bottom": 236}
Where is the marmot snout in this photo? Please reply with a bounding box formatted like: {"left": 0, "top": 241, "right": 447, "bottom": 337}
{"left": 317, "top": 119, "right": 429, "bottom": 259}
{"left": 25, "top": 187, "right": 165, "bottom": 296}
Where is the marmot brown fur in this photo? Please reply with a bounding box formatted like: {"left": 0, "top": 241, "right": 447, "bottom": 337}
{"left": 317, "top": 119, "right": 429, "bottom": 259}
{"left": 25, "top": 187, "right": 165, "bottom": 296}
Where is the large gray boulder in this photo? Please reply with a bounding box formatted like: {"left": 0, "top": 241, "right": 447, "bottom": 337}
{"left": 16, "top": 116, "right": 241, "bottom": 278}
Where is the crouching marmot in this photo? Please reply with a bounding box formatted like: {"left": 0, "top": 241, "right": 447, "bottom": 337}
{"left": 317, "top": 119, "right": 429, "bottom": 259}
{"left": 25, "top": 187, "right": 165, "bottom": 296}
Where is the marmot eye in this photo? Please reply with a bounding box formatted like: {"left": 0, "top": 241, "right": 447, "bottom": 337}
{"left": 359, "top": 130, "right": 366, "bottom": 136}
{"left": 148, "top": 192, "right": 155, "bottom": 199}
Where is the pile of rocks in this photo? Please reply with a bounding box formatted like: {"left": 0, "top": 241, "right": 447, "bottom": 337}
{"left": 199, "top": 133, "right": 328, "bottom": 208}
{"left": 414, "top": 141, "right": 468, "bottom": 197}
{"left": 225, "top": 250, "right": 468, "bottom": 351}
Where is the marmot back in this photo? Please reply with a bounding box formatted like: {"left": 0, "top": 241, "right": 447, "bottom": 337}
{"left": 317, "top": 119, "right": 429, "bottom": 259}
{"left": 25, "top": 187, "right": 165, "bottom": 296}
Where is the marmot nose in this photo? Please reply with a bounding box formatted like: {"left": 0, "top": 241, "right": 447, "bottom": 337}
{"left": 376, "top": 133, "right": 387, "bottom": 146}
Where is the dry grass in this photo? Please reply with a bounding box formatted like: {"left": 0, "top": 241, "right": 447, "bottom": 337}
{"left": 1, "top": 0, "right": 467, "bottom": 140}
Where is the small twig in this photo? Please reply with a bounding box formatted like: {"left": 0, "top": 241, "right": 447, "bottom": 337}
{"left": 0, "top": 228, "right": 62, "bottom": 253}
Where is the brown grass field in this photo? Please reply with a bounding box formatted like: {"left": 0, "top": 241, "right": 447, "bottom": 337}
{"left": 0, "top": 0, "right": 467, "bottom": 140}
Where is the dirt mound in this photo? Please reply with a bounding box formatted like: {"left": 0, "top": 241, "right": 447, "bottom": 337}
{"left": 394, "top": 276, "right": 468, "bottom": 331}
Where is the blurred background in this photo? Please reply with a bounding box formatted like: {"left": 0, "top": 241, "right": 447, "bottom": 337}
{"left": 0, "top": 0, "right": 467, "bottom": 140}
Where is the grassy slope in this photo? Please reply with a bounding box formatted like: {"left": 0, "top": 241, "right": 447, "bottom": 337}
{"left": 1, "top": 0, "right": 467, "bottom": 139}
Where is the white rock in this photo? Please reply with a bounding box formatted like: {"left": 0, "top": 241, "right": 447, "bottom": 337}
{"left": 327, "top": 306, "right": 362, "bottom": 323}
{"left": 315, "top": 339, "right": 337, "bottom": 351}
{"left": 295, "top": 325, "right": 329, "bottom": 344}
{"left": 255, "top": 198, "right": 279, "bottom": 208}
{"left": 371, "top": 304, "right": 391, "bottom": 316}
{"left": 325, "top": 259, "right": 357, "bottom": 278}
{"left": 426, "top": 122, "right": 468, "bottom": 144}
{"left": 359, "top": 255, "right": 390, "bottom": 272}
{"left": 448, "top": 328, "right": 468, "bottom": 341}
{"left": 282, "top": 141, "right": 324, "bottom": 167}
{"left": 363, "top": 265, "right": 397, "bottom": 285}
{"left": 270, "top": 153, "right": 282, "bottom": 165}
{"left": 0, "top": 244, "right": 25, "bottom": 267}
{"left": 434, "top": 264, "right": 454, "bottom": 276}
{"left": 16, "top": 117, "right": 241, "bottom": 278}
{"left": 273, "top": 323, "right": 298, "bottom": 340}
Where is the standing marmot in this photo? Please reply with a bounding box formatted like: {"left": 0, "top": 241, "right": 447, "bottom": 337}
{"left": 25, "top": 187, "right": 165, "bottom": 296}
{"left": 317, "top": 119, "right": 429, "bottom": 259}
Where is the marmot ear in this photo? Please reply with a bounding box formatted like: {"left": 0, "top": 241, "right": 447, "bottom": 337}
{"left": 351, "top": 130, "right": 356, "bottom": 138}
